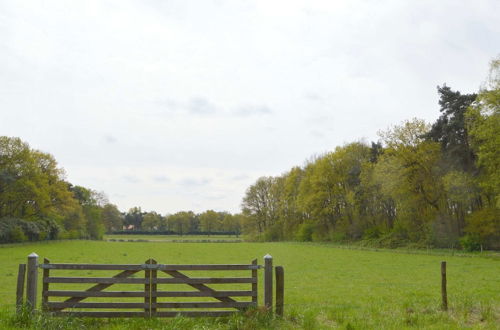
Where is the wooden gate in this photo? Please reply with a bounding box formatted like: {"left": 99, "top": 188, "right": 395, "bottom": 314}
{"left": 16, "top": 253, "right": 284, "bottom": 318}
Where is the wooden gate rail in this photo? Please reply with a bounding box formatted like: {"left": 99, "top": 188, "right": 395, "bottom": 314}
{"left": 41, "top": 264, "right": 261, "bottom": 270}
{"left": 16, "top": 253, "right": 285, "bottom": 318}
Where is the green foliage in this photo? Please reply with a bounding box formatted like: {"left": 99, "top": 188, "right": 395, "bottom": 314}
{"left": 459, "top": 234, "right": 482, "bottom": 252}
{"left": 199, "top": 210, "right": 219, "bottom": 233}
{"left": 240, "top": 57, "right": 500, "bottom": 251}
{"left": 0, "top": 136, "right": 115, "bottom": 243}
{"left": 376, "top": 228, "right": 410, "bottom": 248}
{"left": 467, "top": 57, "right": 500, "bottom": 207}
{"left": 101, "top": 204, "right": 123, "bottom": 232}
{"left": 221, "top": 213, "right": 242, "bottom": 235}
{"left": 124, "top": 207, "right": 144, "bottom": 229}
{"left": 0, "top": 218, "right": 60, "bottom": 243}
{"left": 117, "top": 209, "right": 242, "bottom": 236}
{"left": 141, "top": 211, "right": 161, "bottom": 231}
{"left": 263, "top": 223, "right": 282, "bottom": 241}
{"left": 241, "top": 176, "right": 282, "bottom": 238}
{"left": 424, "top": 85, "right": 477, "bottom": 172}
{"left": 0, "top": 137, "right": 74, "bottom": 221}
{"left": 295, "top": 222, "right": 314, "bottom": 241}
{"left": 85, "top": 206, "right": 104, "bottom": 240}
{"left": 7, "top": 225, "right": 26, "bottom": 243}
{"left": 464, "top": 207, "right": 500, "bottom": 250}
{"left": 362, "top": 226, "right": 381, "bottom": 240}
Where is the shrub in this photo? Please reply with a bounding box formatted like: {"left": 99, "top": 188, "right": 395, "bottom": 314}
{"left": 296, "top": 223, "right": 314, "bottom": 242}
{"left": 263, "top": 224, "right": 282, "bottom": 241}
{"left": 329, "top": 230, "right": 346, "bottom": 242}
{"left": 464, "top": 207, "right": 500, "bottom": 250}
{"left": 460, "top": 234, "right": 482, "bottom": 251}
{"left": 20, "top": 221, "right": 41, "bottom": 241}
{"left": 363, "top": 227, "right": 381, "bottom": 240}
{"left": 8, "top": 225, "right": 27, "bottom": 242}
{"left": 0, "top": 217, "right": 61, "bottom": 243}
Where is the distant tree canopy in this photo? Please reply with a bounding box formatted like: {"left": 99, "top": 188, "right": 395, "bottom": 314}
{"left": 125, "top": 209, "right": 242, "bottom": 236}
{"left": 0, "top": 136, "right": 242, "bottom": 243}
{"left": 241, "top": 57, "right": 500, "bottom": 250}
{"left": 0, "top": 136, "right": 119, "bottom": 242}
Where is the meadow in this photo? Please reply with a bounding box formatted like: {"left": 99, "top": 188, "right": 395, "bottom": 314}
{"left": 0, "top": 239, "right": 498, "bottom": 329}
{"left": 104, "top": 234, "right": 242, "bottom": 242}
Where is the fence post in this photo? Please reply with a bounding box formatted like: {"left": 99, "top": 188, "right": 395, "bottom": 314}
{"left": 145, "top": 259, "right": 151, "bottom": 317}
{"left": 16, "top": 264, "right": 26, "bottom": 314}
{"left": 441, "top": 261, "right": 447, "bottom": 311}
{"left": 264, "top": 254, "right": 273, "bottom": 310}
{"left": 26, "top": 253, "right": 39, "bottom": 312}
{"left": 275, "top": 266, "right": 284, "bottom": 316}
{"left": 251, "top": 259, "right": 258, "bottom": 307}
{"left": 151, "top": 259, "right": 157, "bottom": 316}
{"left": 42, "top": 258, "right": 50, "bottom": 311}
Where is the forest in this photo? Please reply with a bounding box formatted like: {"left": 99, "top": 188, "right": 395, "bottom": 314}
{"left": 0, "top": 58, "right": 498, "bottom": 250}
{"left": 241, "top": 59, "right": 499, "bottom": 250}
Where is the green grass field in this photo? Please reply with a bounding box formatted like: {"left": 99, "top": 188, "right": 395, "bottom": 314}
{"left": 104, "top": 234, "right": 242, "bottom": 242}
{"left": 0, "top": 240, "right": 499, "bottom": 329}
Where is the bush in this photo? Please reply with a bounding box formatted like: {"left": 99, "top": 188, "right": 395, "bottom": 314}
{"left": 312, "top": 226, "right": 331, "bottom": 242}
{"left": 0, "top": 218, "right": 26, "bottom": 243}
{"left": 464, "top": 207, "right": 500, "bottom": 250}
{"left": 371, "top": 221, "right": 410, "bottom": 248}
{"left": 460, "top": 234, "right": 482, "bottom": 251}
{"left": 8, "top": 225, "right": 27, "bottom": 242}
{"left": 44, "top": 219, "right": 61, "bottom": 240}
{"left": 263, "top": 224, "right": 282, "bottom": 241}
{"left": 0, "top": 217, "right": 61, "bottom": 243}
{"left": 363, "top": 227, "right": 382, "bottom": 240}
{"left": 329, "top": 230, "right": 346, "bottom": 242}
{"left": 20, "top": 221, "right": 41, "bottom": 241}
{"left": 59, "top": 229, "right": 82, "bottom": 240}
{"left": 296, "top": 223, "right": 314, "bottom": 242}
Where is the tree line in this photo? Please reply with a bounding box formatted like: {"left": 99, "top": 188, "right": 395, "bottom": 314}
{"left": 0, "top": 136, "right": 115, "bottom": 242}
{"left": 0, "top": 138, "right": 242, "bottom": 243}
{"left": 241, "top": 58, "right": 499, "bottom": 250}
{"left": 117, "top": 207, "right": 243, "bottom": 235}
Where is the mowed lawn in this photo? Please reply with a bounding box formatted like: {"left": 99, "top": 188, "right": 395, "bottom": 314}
{"left": 0, "top": 240, "right": 499, "bottom": 329}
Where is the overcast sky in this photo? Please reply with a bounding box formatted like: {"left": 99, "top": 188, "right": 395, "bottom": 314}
{"left": 1, "top": 0, "right": 499, "bottom": 214}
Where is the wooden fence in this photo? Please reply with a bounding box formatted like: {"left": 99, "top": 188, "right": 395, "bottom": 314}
{"left": 16, "top": 253, "right": 284, "bottom": 318}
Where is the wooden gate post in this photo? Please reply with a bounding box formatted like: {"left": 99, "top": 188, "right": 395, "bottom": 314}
{"left": 42, "top": 258, "right": 50, "bottom": 311}
{"left": 26, "top": 253, "right": 39, "bottom": 312}
{"left": 16, "top": 264, "right": 26, "bottom": 314}
{"left": 264, "top": 254, "right": 273, "bottom": 310}
{"left": 275, "top": 266, "right": 284, "bottom": 316}
{"left": 151, "top": 259, "right": 157, "bottom": 316}
{"left": 251, "top": 259, "right": 258, "bottom": 307}
{"left": 145, "top": 259, "right": 151, "bottom": 317}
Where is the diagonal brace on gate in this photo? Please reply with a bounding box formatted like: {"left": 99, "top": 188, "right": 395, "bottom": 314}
{"left": 48, "top": 269, "right": 142, "bottom": 312}
{"left": 160, "top": 269, "right": 245, "bottom": 310}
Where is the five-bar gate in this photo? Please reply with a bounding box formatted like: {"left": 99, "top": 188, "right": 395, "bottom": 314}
{"left": 16, "top": 253, "right": 284, "bottom": 318}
